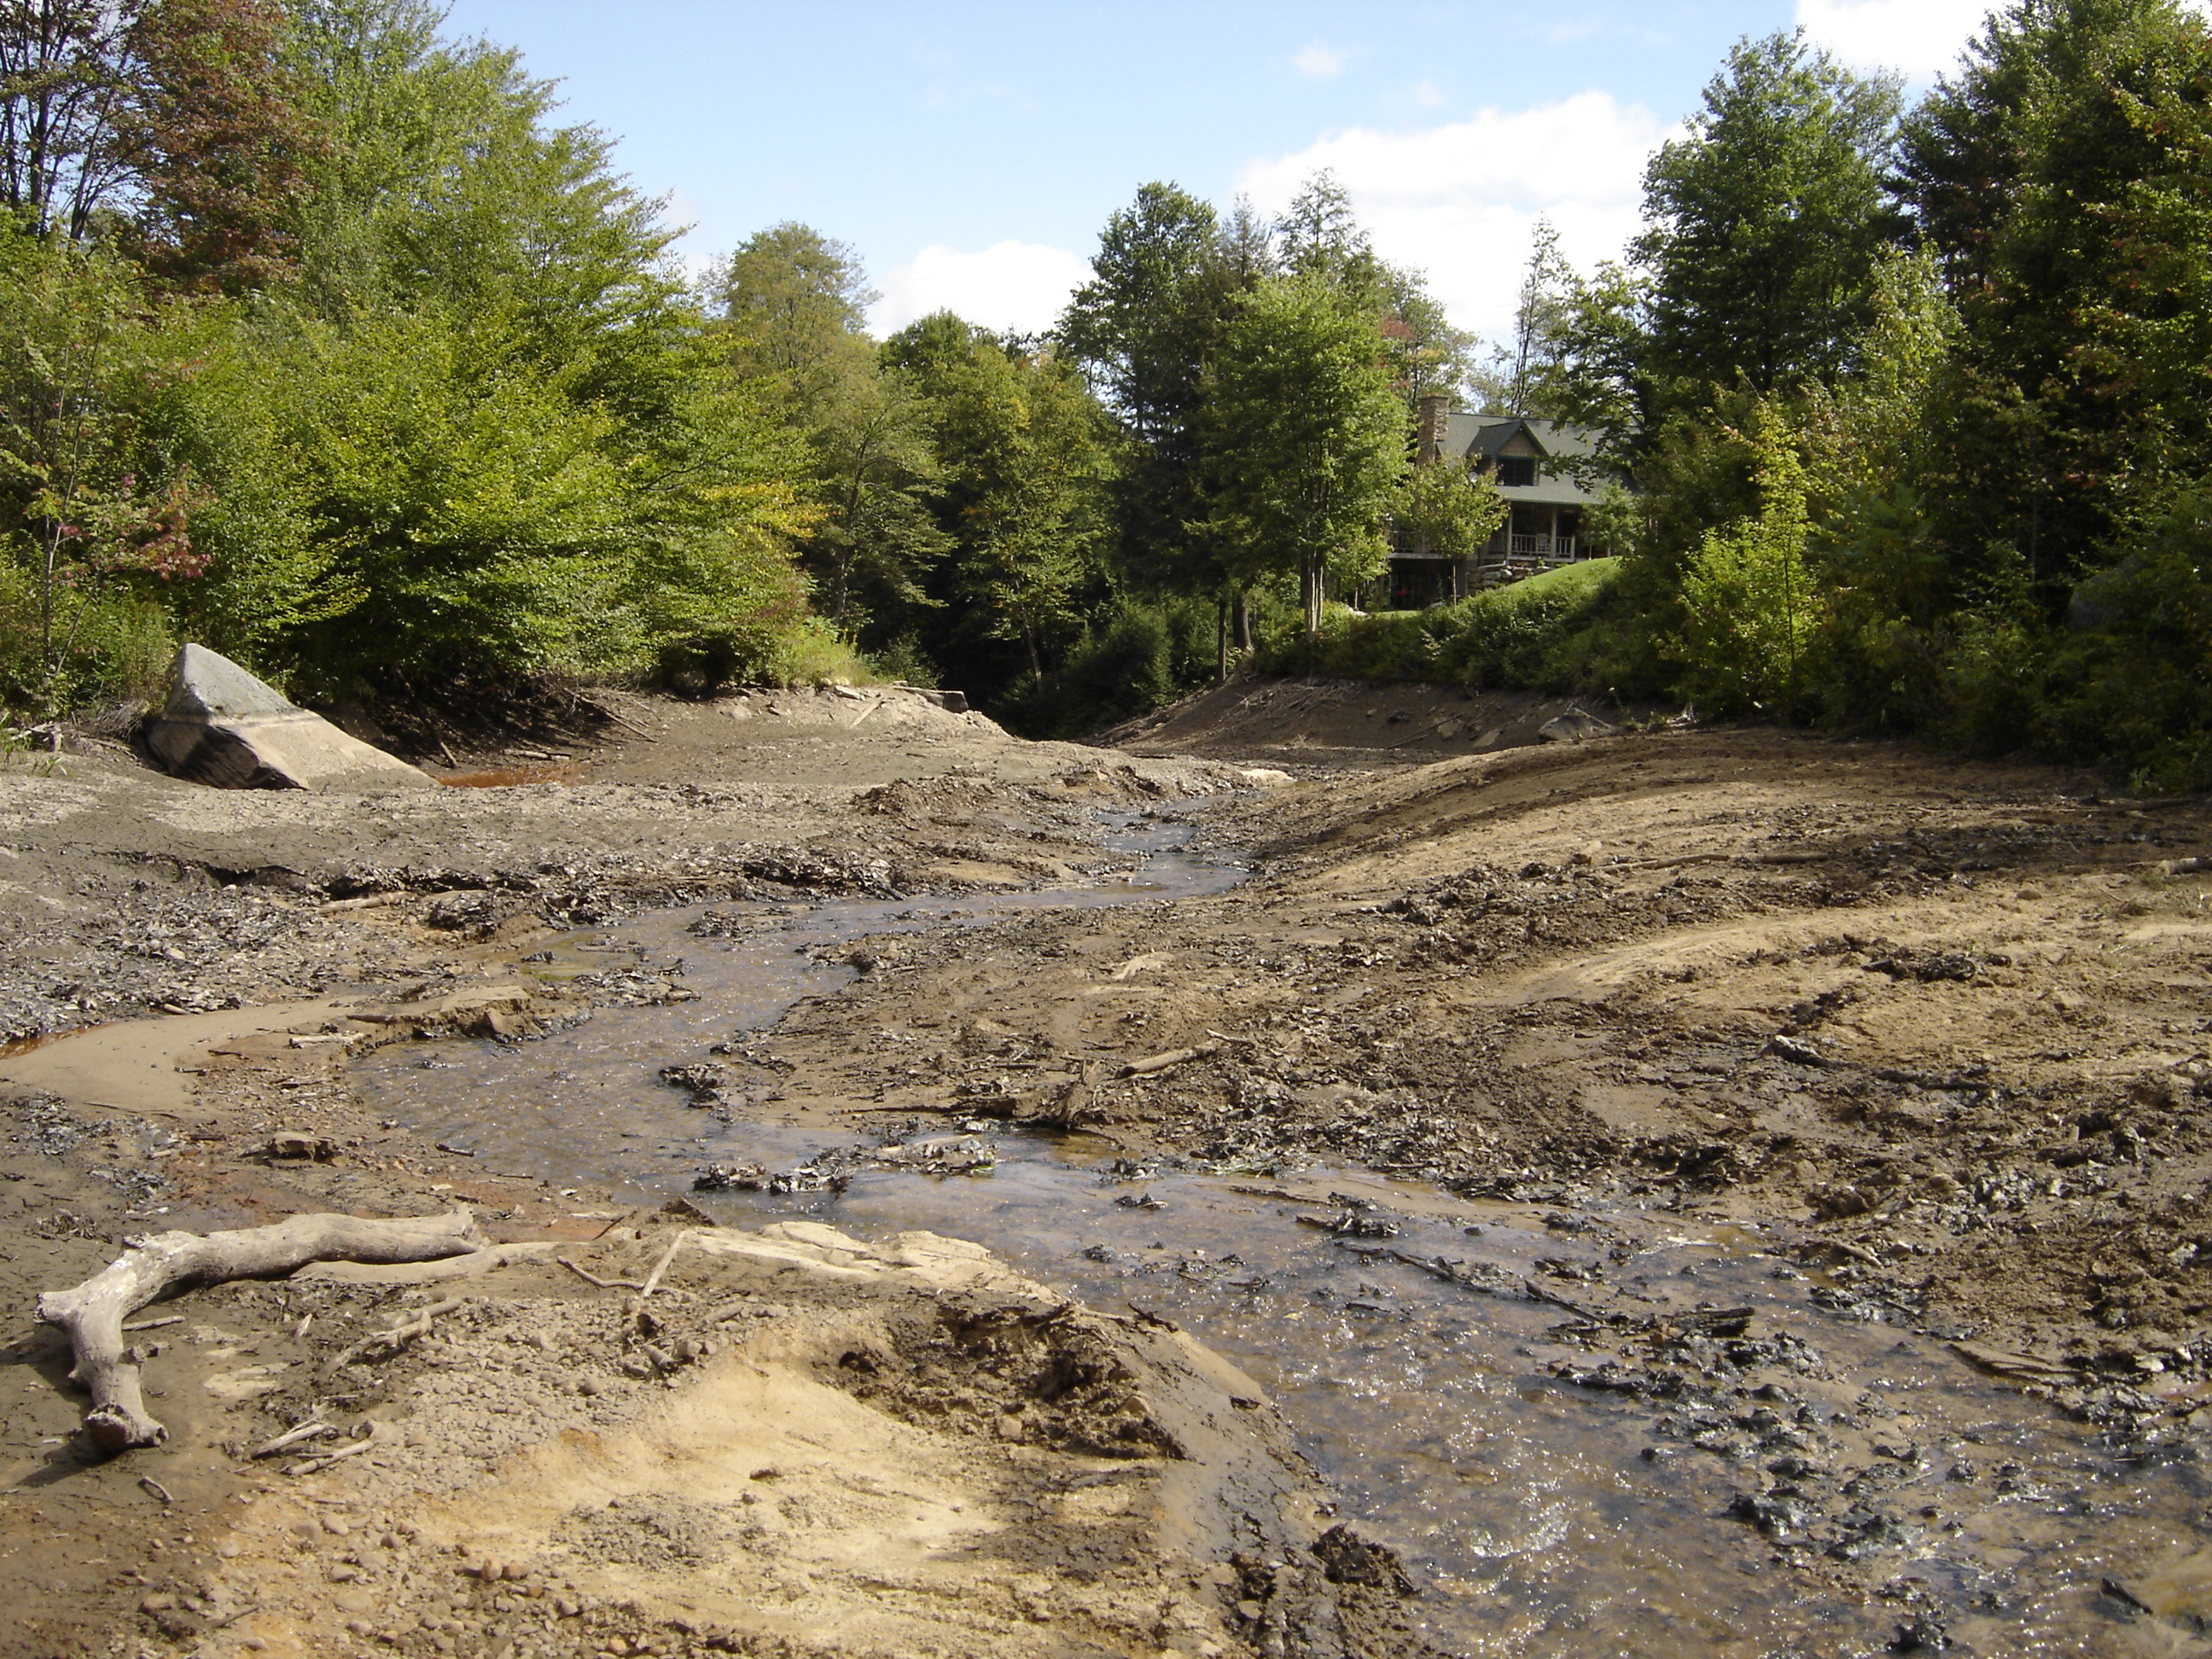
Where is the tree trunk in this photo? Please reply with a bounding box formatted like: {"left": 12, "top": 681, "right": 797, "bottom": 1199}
{"left": 1215, "top": 595, "right": 1228, "bottom": 683}
{"left": 38, "top": 1209, "right": 486, "bottom": 1452}
{"left": 1234, "top": 592, "right": 1252, "bottom": 653}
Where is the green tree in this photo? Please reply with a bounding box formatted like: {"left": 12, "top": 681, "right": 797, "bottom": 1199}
{"left": 888, "top": 314, "right": 1113, "bottom": 690}
{"left": 1207, "top": 272, "right": 1406, "bottom": 635}
{"left": 0, "top": 227, "right": 199, "bottom": 712}
{"left": 1639, "top": 30, "right": 1906, "bottom": 398}
{"left": 1900, "top": 0, "right": 2212, "bottom": 606}
{"left": 1678, "top": 408, "right": 1823, "bottom": 715}
{"left": 805, "top": 363, "right": 949, "bottom": 637}
{"left": 1391, "top": 455, "right": 1505, "bottom": 568}
{"left": 716, "top": 220, "right": 877, "bottom": 393}
{"left": 1497, "top": 217, "right": 1575, "bottom": 416}
{"left": 716, "top": 221, "right": 946, "bottom": 649}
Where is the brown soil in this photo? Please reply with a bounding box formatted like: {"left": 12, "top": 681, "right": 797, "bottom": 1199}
{"left": 1100, "top": 668, "right": 1656, "bottom": 768}
{"left": 3, "top": 678, "right": 2210, "bottom": 1657}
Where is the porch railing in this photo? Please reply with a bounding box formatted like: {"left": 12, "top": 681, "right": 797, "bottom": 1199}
{"left": 1471, "top": 536, "right": 1588, "bottom": 591}
{"left": 1507, "top": 533, "right": 1576, "bottom": 561}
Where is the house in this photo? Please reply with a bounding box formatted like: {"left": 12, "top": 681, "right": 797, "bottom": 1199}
{"left": 1387, "top": 395, "right": 1620, "bottom": 608}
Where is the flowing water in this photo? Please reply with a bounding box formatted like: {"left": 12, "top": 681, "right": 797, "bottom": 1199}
{"left": 353, "top": 813, "right": 2212, "bottom": 1657}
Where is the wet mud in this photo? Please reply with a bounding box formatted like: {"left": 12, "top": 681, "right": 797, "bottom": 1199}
{"left": 352, "top": 799, "right": 2212, "bottom": 1658}
{"left": 5, "top": 686, "right": 2212, "bottom": 1656}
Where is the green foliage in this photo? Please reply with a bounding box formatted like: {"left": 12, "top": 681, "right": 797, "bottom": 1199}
{"left": 1639, "top": 32, "right": 1906, "bottom": 395}
{"left": 1057, "top": 182, "right": 1243, "bottom": 594}
{"left": 716, "top": 222, "right": 878, "bottom": 388}
{"left": 1950, "top": 496, "right": 2212, "bottom": 789}
{"left": 1676, "top": 414, "right": 1823, "bottom": 716}
{"left": 1391, "top": 458, "right": 1505, "bottom": 563}
{"left": 0, "top": 230, "right": 206, "bottom": 712}
{"left": 1206, "top": 272, "right": 1406, "bottom": 635}
{"left": 1901, "top": 0, "right": 2212, "bottom": 606}
{"left": 714, "top": 223, "right": 946, "bottom": 650}
{"left": 1260, "top": 558, "right": 1625, "bottom": 690}
{"left": 1001, "top": 594, "right": 1219, "bottom": 738}
{"left": 882, "top": 314, "right": 1115, "bottom": 697}
{"left": 1494, "top": 218, "right": 1576, "bottom": 417}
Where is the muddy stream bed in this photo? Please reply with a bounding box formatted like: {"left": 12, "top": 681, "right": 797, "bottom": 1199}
{"left": 354, "top": 815, "right": 2212, "bottom": 1658}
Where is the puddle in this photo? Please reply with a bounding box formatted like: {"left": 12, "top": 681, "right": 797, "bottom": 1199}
{"left": 0, "top": 1027, "right": 79, "bottom": 1060}
{"left": 353, "top": 813, "right": 2208, "bottom": 1657}
{"left": 439, "top": 762, "right": 590, "bottom": 788}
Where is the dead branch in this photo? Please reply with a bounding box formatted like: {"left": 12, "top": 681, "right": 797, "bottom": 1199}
{"left": 556, "top": 1256, "right": 645, "bottom": 1291}
{"left": 252, "top": 1421, "right": 334, "bottom": 1459}
{"left": 323, "top": 1295, "right": 464, "bottom": 1373}
{"left": 288, "top": 1433, "right": 379, "bottom": 1476}
{"left": 1119, "top": 1043, "right": 1220, "bottom": 1080}
{"left": 319, "top": 891, "right": 410, "bottom": 913}
{"left": 638, "top": 1232, "right": 687, "bottom": 1298}
{"left": 37, "top": 1209, "right": 484, "bottom": 1452}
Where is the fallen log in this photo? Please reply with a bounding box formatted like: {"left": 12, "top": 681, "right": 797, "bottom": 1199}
{"left": 38, "top": 1208, "right": 485, "bottom": 1452}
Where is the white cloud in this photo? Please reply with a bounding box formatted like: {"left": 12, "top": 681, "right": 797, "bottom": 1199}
{"left": 1237, "top": 90, "right": 1673, "bottom": 343}
{"left": 870, "top": 240, "right": 1093, "bottom": 337}
{"left": 1293, "top": 42, "right": 1348, "bottom": 79}
{"left": 1796, "top": 0, "right": 1993, "bottom": 79}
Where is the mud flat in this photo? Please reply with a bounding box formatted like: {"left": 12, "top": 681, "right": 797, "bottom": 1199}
{"left": 3, "top": 681, "right": 2211, "bottom": 1656}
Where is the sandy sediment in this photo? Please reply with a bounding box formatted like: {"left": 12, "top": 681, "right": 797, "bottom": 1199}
{"left": 3, "top": 679, "right": 2212, "bottom": 1656}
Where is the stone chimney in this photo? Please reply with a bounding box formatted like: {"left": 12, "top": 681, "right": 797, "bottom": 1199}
{"left": 1417, "top": 393, "right": 1450, "bottom": 464}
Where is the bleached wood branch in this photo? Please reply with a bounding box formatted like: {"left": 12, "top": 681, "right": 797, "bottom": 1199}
{"left": 38, "top": 1209, "right": 485, "bottom": 1452}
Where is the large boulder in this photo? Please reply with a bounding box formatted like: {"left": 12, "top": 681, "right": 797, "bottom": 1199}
{"left": 1537, "top": 706, "right": 1617, "bottom": 744}
{"left": 145, "top": 645, "right": 438, "bottom": 792}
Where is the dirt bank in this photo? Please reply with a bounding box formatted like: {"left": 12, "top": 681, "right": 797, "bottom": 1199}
{"left": 4, "top": 682, "right": 2211, "bottom": 1656}
{"left": 1100, "top": 669, "right": 1653, "bottom": 769}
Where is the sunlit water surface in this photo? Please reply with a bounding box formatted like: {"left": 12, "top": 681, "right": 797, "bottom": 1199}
{"left": 353, "top": 815, "right": 2211, "bottom": 1657}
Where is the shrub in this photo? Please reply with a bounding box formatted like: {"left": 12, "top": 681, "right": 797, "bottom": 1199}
{"left": 1255, "top": 559, "right": 1627, "bottom": 693}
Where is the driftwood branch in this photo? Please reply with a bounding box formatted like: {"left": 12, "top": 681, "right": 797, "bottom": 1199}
{"left": 1119, "top": 1043, "right": 1220, "bottom": 1080}
{"left": 323, "top": 1295, "right": 464, "bottom": 1374}
{"left": 38, "top": 1209, "right": 485, "bottom": 1452}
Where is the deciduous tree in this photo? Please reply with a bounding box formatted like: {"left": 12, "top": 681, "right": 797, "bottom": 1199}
{"left": 1207, "top": 273, "right": 1405, "bottom": 635}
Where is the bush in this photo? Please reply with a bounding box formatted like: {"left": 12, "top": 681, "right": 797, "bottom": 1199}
{"left": 2002, "top": 500, "right": 2212, "bottom": 789}
{"left": 1255, "top": 559, "right": 1627, "bottom": 693}
{"left": 998, "top": 596, "right": 1219, "bottom": 737}
{"left": 0, "top": 563, "right": 173, "bottom": 713}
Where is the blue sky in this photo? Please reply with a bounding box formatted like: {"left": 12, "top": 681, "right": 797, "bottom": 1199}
{"left": 439, "top": 0, "right": 1996, "bottom": 346}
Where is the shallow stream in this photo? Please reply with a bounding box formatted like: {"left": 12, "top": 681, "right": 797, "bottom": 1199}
{"left": 354, "top": 814, "right": 2212, "bottom": 1657}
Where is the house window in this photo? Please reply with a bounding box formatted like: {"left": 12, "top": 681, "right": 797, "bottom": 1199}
{"left": 1495, "top": 456, "right": 1537, "bottom": 487}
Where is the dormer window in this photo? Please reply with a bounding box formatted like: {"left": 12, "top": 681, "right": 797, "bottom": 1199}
{"left": 1495, "top": 457, "right": 1538, "bottom": 487}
